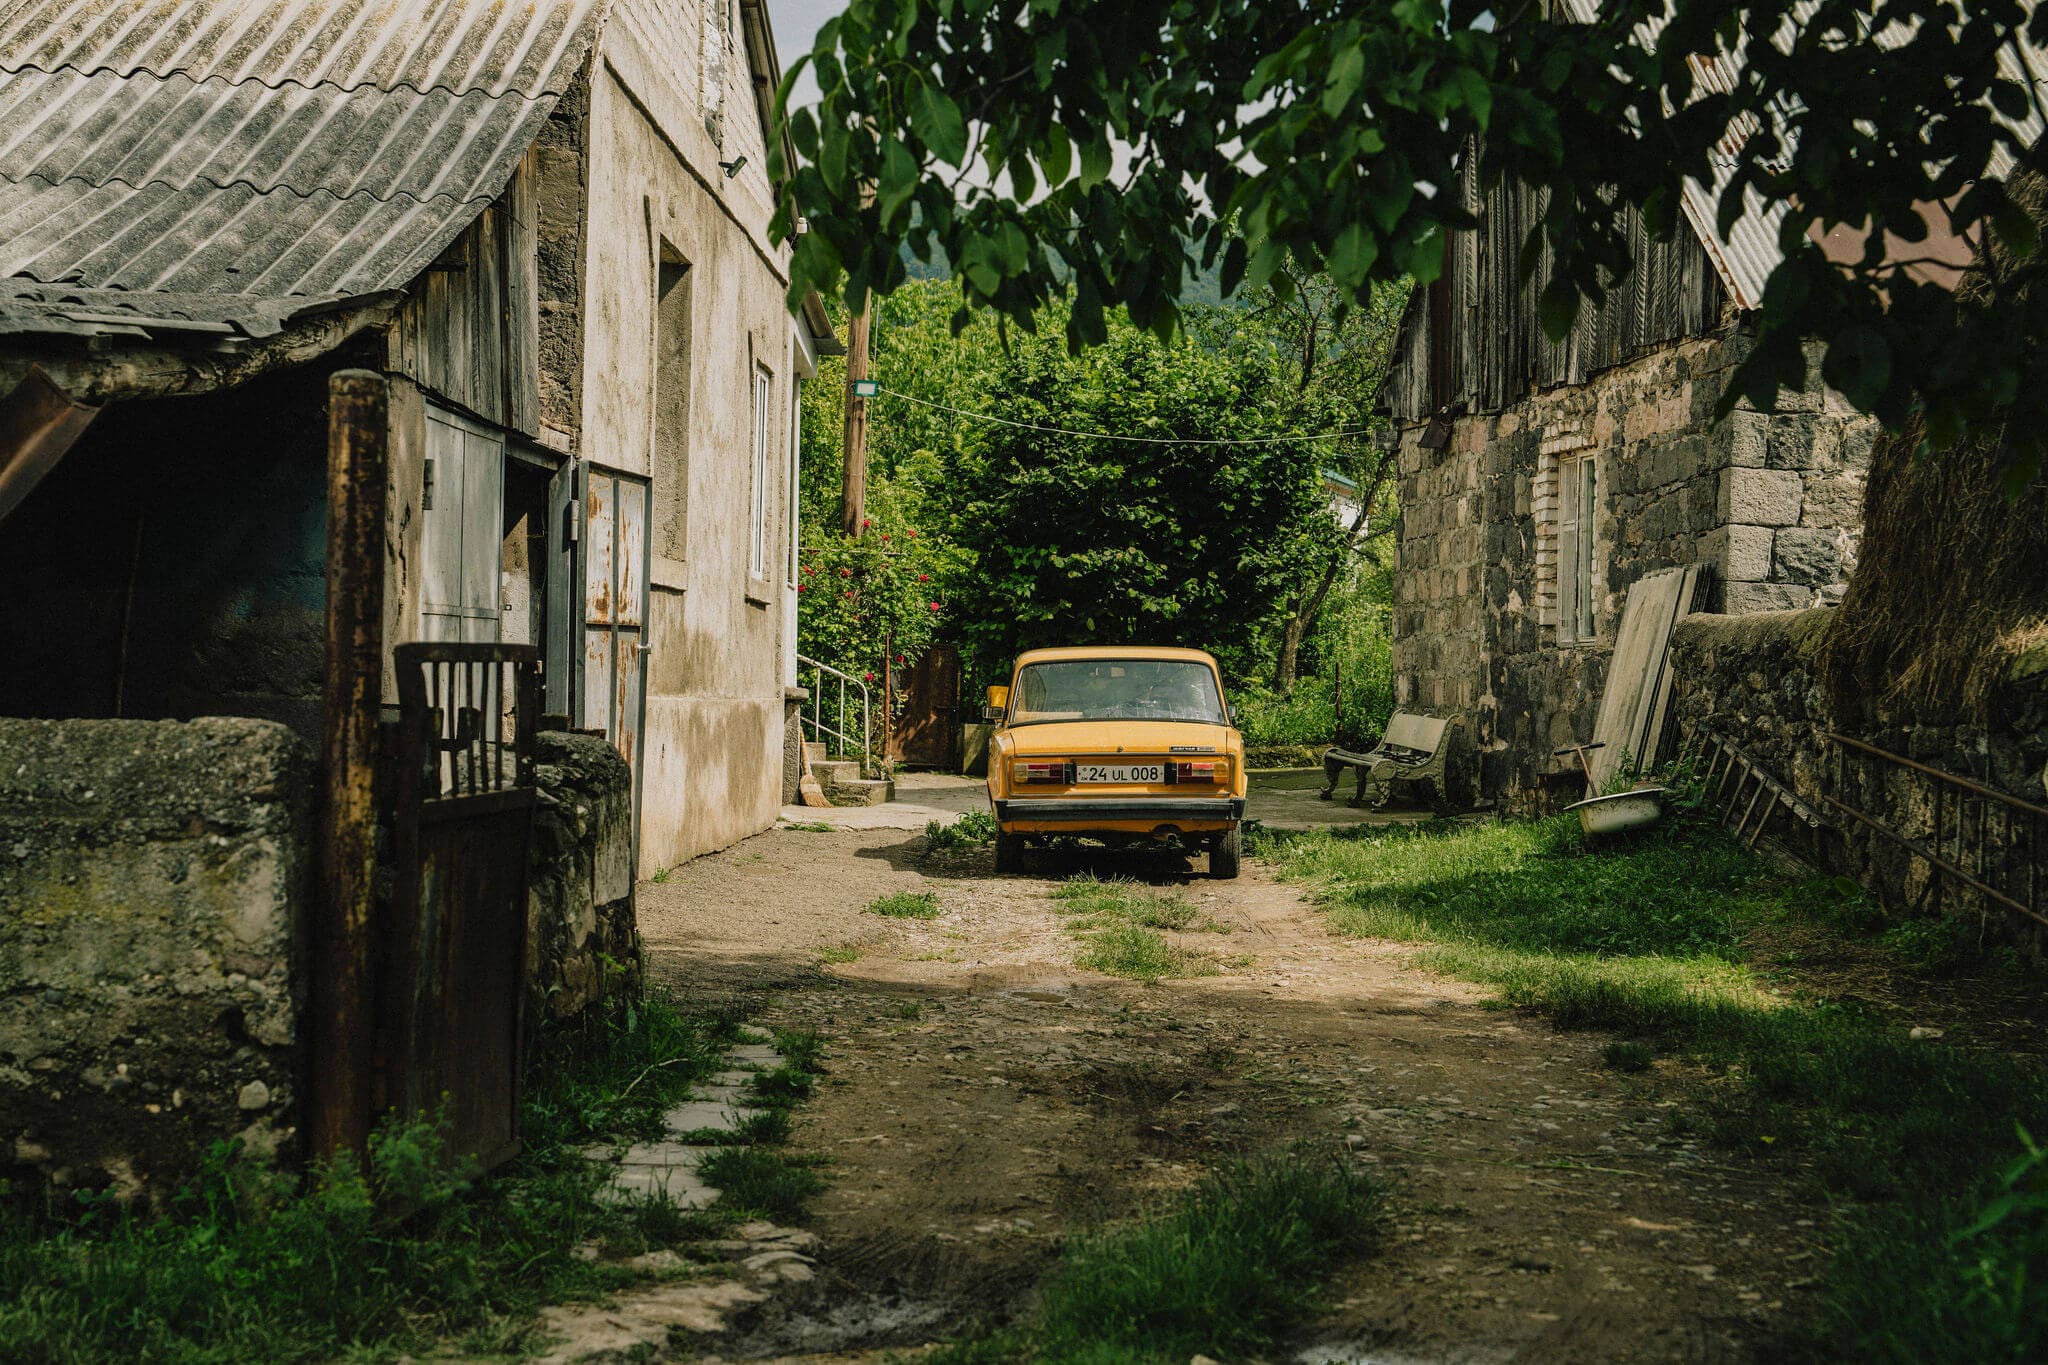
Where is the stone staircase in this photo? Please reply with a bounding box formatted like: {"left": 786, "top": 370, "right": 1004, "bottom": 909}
{"left": 802, "top": 741, "right": 894, "bottom": 807}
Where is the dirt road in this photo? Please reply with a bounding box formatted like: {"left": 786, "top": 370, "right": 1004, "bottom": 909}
{"left": 638, "top": 805, "right": 1820, "bottom": 1363}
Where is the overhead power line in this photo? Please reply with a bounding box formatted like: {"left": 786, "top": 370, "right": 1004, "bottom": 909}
{"left": 871, "top": 384, "right": 1377, "bottom": 446}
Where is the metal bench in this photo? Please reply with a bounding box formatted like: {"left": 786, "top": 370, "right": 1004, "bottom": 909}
{"left": 1319, "top": 712, "right": 1460, "bottom": 810}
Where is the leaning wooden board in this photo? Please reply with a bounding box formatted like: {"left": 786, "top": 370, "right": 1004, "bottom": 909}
{"left": 1587, "top": 564, "right": 1703, "bottom": 790}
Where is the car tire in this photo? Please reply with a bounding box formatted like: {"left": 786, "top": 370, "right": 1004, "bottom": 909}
{"left": 1210, "top": 824, "right": 1242, "bottom": 880}
{"left": 994, "top": 828, "right": 1024, "bottom": 874}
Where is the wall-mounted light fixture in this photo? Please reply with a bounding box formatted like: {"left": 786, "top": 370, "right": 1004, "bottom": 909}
{"left": 719, "top": 155, "right": 747, "bottom": 179}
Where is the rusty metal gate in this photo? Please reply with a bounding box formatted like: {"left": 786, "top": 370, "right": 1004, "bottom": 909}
{"left": 382, "top": 641, "right": 539, "bottom": 1170}
{"left": 892, "top": 645, "right": 961, "bottom": 769}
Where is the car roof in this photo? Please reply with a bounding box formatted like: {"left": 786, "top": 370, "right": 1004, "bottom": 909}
{"left": 1012, "top": 646, "right": 1219, "bottom": 667}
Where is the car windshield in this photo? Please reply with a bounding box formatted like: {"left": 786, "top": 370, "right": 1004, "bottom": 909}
{"left": 1009, "top": 659, "right": 1227, "bottom": 726}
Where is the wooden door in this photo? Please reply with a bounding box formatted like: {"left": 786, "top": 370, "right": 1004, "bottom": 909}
{"left": 892, "top": 645, "right": 961, "bottom": 769}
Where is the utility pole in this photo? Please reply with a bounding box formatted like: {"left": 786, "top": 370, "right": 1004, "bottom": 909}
{"left": 839, "top": 299, "right": 871, "bottom": 538}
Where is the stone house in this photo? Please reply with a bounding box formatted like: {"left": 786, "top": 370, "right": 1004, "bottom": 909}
{"left": 0, "top": 0, "right": 835, "bottom": 1193}
{"left": 0, "top": 0, "right": 835, "bottom": 873}
{"left": 1380, "top": 161, "right": 1878, "bottom": 809}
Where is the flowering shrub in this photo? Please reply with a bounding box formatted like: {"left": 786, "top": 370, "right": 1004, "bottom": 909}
{"left": 796, "top": 524, "right": 965, "bottom": 703}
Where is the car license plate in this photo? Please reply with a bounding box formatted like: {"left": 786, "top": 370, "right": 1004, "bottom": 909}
{"left": 1076, "top": 764, "right": 1162, "bottom": 783}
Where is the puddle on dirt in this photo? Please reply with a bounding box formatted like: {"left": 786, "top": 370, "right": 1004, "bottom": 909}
{"left": 723, "top": 1289, "right": 959, "bottom": 1357}
{"left": 1296, "top": 1345, "right": 1482, "bottom": 1365}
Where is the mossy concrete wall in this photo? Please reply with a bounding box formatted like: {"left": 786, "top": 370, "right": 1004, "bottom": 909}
{"left": 0, "top": 718, "right": 313, "bottom": 1201}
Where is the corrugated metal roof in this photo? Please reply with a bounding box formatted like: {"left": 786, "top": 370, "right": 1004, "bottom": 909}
{"left": 1559, "top": 0, "right": 2045, "bottom": 310}
{"left": 0, "top": 0, "right": 605, "bottom": 314}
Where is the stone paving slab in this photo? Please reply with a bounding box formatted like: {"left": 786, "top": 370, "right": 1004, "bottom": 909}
{"left": 728, "top": 1043, "right": 784, "bottom": 1068}
{"left": 663, "top": 1100, "right": 748, "bottom": 1135}
{"left": 596, "top": 1162, "right": 717, "bottom": 1208}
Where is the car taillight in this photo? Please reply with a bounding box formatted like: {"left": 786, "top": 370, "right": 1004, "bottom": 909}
{"left": 1015, "top": 760, "right": 1071, "bottom": 784}
{"left": 1174, "top": 759, "right": 1226, "bottom": 783}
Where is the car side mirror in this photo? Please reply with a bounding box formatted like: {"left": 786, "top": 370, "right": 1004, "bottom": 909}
{"left": 983, "top": 685, "right": 1009, "bottom": 725}
{"left": 1228, "top": 704, "right": 1240, "bottom": 729}
{"left": 981, "top": 705, "right": 1006, "bottom": 724}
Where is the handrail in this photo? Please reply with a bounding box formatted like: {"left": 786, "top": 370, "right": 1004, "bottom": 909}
{"left": 795, "top": 654, "right": 872, "bottom": 775}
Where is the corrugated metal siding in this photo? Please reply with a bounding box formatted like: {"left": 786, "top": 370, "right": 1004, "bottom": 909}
{"left": 0, "top": 0, "right": 604, "bottom": 301}
{"left": 1387, "top": 168, "right": 1725, "bottom": 424}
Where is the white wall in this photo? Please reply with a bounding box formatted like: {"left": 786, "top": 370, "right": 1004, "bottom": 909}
{"left": 581, "top": 0, "right": 800, "bottom": 875}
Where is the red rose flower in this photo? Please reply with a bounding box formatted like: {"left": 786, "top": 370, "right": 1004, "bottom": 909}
{"left": 796, "top": 583, "right": 805, "bottom": 592}
{"left": 861, "top": 518, "right": 872, "bottom": 530}
{"left": 906, "top": 529, "right": 918, "bottom": 539}
{"left": 929, "top": 601, "right": 941, "bottom": 611}
{"left": 880, "top": 533, "right": 891, "bottom": 542}
{"left": 839, "top": 567, "right": 852, "bottom": 577}
{"left": 917, "top": 573, "right": 930, "bottom": 582}
{"left": 864, "top": 672, "right": 876, "bottom": 683}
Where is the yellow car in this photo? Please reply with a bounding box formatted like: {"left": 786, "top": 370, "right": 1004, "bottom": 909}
{"left": 983, "top": 646, "right": 1247, "bottom": 878}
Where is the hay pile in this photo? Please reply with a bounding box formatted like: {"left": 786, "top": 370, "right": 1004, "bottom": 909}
{"left": 1818, "top": 418, "right": 2048, "bottom": 722}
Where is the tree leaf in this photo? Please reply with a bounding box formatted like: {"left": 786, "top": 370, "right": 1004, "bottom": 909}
{"left": 911, "top": 83, "right": 970, "bottom": 166}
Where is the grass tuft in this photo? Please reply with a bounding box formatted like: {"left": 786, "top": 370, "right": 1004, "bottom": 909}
{"left": 932, "top": 1152, "right": 1382, "bottom": 1363}
{"left": 866, "top": 890, "right": 943, "bottom": 919}
{"left": 1054, "top": 876, "right": 1216, "bottom": 981}
{"left": 925, "top": 809, "right": 998, "bottom": 856}
{"left": 694, "top": 1148, "right": 826, "bottom": 1224}
{"left": 1602, "top": 1040, "right": 1654, "bottom": 1073}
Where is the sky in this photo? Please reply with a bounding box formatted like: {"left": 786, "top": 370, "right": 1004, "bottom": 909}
{"left": 765, "top": 0, "right": 836, "bottom": 110}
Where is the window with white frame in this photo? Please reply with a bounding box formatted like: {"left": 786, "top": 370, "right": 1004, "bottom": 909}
{"left": 1557, "top": 452, "right": 1598, "bottom": 644}
{"left": 749, "top": 364, "right": 771, "bottom": 581}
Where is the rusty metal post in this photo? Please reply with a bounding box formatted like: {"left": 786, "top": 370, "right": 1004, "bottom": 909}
{"left": 312, "top": 369, "right": 388, "bottom": 1163}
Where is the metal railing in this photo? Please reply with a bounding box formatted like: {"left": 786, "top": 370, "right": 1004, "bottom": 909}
{"left": 1824, "top": 730, "right": 2047, "bottom": 929}
{"left": 795, "top": 654, "right": 872, "bottom": 774}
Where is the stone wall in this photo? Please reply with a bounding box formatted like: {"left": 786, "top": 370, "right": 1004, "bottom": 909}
{"left": 528, "top": 731, "right": 640, "bottom": 1018}
{"left": 0, "top": 718, "right": 313, "bottom": 1202}
{"left": 1669, "top": 609, "right": 2048, "bottom": 950}
{"left": 1392, "top": 324, "right": 1877, "bottom": 809}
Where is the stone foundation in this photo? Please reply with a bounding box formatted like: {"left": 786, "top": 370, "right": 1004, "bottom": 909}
{"left": 528, "top": 731, "right": 640, "bottom": 1018}
{"left": 0, "top": 717, "right": 313, "bottom": 1202}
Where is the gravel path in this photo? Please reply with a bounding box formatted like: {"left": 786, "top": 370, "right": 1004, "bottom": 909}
{"left": 635, "top": 809, "right": 1819, "bottom": 1363}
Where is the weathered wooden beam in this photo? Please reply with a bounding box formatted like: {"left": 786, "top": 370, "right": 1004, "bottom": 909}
{"left": 311, "top": 369, "right": 389, "bottom": 1164}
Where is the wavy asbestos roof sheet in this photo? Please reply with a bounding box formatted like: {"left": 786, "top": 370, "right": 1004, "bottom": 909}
{"left": 0, "top": 0, "right": 605, "bottom": 313}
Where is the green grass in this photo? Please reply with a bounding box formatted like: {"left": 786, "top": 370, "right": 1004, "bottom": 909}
{"left": 867, "top": 890, "right": 943, "bottom": 919}
{"left": 1053, "top": 877, "right": 1218, "bottom": 982}
{"left": 931, "top": 1153, "right": 1383, "bottom": 1363}
{"left": 694, "top": 1148, "right": 826, "bottom": 1224}
{"left": 782, "top": 820, "right": 835, "bottom": 833}
{"left": 0, "top": 991, "right": 741, "bottom": 1363}
{"left": 925, "top": 809, "right": 998, "bottom": 855}
{"left": 1264, "top": 812, "right": 2048, "bottom": 1361}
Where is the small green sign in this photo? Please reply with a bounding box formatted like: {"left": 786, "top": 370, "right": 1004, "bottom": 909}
{"left": 851, "top": 379, "right": 880, "bottom": 398}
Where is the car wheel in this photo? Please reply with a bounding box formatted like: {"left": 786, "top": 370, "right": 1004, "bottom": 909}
{"left": 1209, "top": 824, "right": 1241, "bottom": 880}
{"left": 994, "top": 828, "right": 1024, "bottom": 874}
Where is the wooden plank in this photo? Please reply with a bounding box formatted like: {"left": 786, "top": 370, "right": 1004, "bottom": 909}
{"left": 504, "top": 152, "right": 540, "bottom": 437}
{"left": 1587, "top": 565, "right": 1695, "bottom": 789}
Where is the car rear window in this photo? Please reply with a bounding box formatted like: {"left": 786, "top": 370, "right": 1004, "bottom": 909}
{"left": 1010, "top": 659, "right": 1226, "bottom": 725}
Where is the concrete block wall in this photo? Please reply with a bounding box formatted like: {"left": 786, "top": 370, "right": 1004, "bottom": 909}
{"left": 0, "top": 718, "right": 313, "bottom": 1203}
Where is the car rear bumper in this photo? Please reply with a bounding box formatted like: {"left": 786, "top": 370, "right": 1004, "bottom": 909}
{"left": 993, "top": 797, "right": 1245, "bottom": 823}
